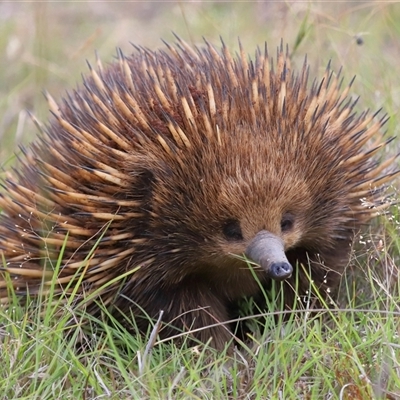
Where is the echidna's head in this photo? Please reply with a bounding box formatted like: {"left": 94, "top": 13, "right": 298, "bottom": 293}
{"left": 144, "top": 131, "right": 310, "bottom": 283}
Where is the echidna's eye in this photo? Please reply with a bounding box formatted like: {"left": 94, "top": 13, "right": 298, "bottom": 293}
{"left": 280, "top": 213, "right": 294, "bottom": 232}
{"left": 222, "top": 219, "right": 243, "bottom": 241}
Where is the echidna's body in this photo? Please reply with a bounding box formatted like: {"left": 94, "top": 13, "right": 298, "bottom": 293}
{"left": 0, "top": 38, "right": 397, "bottom": 348}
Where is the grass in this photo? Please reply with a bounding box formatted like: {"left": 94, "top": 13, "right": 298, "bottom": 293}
{"left": 1, "top": 268, "right": 400, "bottom": 398}
{"left": 1, "top": 2, "right": 400, "bottom": 399}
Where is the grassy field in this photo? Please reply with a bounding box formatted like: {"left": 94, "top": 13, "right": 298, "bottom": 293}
{"left": 1, "top": 2, "right": 400, "bottom": 399}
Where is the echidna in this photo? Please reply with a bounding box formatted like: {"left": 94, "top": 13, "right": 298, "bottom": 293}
{"left": 0, "top": 38, "right": 397, "bottom": 349}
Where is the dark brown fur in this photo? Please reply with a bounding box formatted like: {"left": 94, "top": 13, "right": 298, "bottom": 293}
{"left": 0, "top": 38, "right": 397, "bottom": 349}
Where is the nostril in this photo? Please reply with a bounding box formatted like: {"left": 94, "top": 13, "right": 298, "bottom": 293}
{"left": 268, "top": 262, "right": 293, "bottom": 281}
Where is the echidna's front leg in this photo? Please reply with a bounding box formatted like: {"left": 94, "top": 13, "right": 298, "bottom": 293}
{"left": 127, "top": 282, "right": 233, "bottom": 349}
{"left": 164, "top": 290, "right": 233, "bottom": 349}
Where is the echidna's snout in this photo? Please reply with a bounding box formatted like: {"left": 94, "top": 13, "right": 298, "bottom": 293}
{"left": 246, "top": 231, "right": 293, "bottom": 281}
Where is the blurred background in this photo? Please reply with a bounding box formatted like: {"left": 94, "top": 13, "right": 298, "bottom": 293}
{"left": 0, "top": 1, "right": 399, "bottom": 164}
